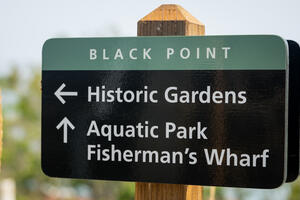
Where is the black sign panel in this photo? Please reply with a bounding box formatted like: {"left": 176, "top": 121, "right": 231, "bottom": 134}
{"left": 42, "top": 70, "right": 286, "bottom": 189}
{"left": 42, "top": 36, "right": 289, "bottom": 189}
{"left": 286, "top": 40, "right": 300, "bottom": 182}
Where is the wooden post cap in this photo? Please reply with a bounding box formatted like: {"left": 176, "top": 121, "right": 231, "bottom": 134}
{"left": 138, "top": 4, "right": 205, "bottom": 36}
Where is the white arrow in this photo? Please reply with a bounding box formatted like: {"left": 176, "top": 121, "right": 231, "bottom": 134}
{"left": 56, "top": 117, "right": 75, "bottom": 144}
{"left": 54, "top": 83, "right": 78, "bottom": 104}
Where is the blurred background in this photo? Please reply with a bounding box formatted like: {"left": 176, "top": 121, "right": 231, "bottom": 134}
{"left": 0, "top": 0, "right": 300, "bottom": 199}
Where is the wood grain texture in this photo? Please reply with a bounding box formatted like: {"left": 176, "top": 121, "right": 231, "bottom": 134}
{"left": 136, "top": 4, "right": 205, "bottom": 200}
{"left": 138, "top": 4, "right": 205, "bottom": 36}
{"left": 135, "top": 183, "right": 203, "bottom": 200}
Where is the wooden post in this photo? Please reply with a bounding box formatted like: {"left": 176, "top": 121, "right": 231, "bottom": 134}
{"left": 135, "top": 4, "right": 205, "bottom": 200}
{"left": 0, "top": 89, "right": 3, "bottom": 170}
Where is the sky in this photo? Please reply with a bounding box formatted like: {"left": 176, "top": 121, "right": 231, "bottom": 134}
{"left": 0, "top": 0, "right": 300, "bottom": 75}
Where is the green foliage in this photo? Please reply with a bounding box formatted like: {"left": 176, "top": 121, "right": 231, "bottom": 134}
{"left": 118, "top": 182, "right": 135, "bottom": 200}
{"left": 0, "top": 67, "right": 135, "bottom": 200}
{"left": 289, "top": 179, "right": 300, "bottom": 200}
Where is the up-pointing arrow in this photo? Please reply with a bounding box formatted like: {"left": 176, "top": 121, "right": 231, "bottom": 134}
{"left": 56, "top": 117, "right": 75, "bottom": 144}
{"left": 54, "top": 83, "right": 78, "bottom": 104}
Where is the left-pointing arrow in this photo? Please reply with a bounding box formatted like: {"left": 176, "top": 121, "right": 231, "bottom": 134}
{"left": 56, "top": 117, "right": 75, "bottom": 144}
{"left": 54, "top": 83, "right": 78, "bottom": 104}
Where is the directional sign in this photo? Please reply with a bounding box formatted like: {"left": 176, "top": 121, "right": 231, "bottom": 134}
{"left": 42, "top": 35, "right": 289, "bottom": 189}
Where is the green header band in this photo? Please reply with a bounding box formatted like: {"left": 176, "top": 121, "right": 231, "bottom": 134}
{"left": 42, "top": 35, "right": 287, "bottom": 71}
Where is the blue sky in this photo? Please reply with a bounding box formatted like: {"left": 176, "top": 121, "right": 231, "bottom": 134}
{"left": 0, "top": 0, "right": 300, "bottom": 75}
